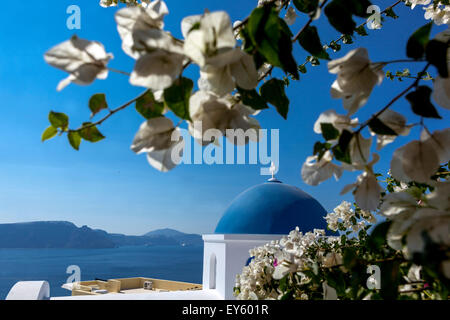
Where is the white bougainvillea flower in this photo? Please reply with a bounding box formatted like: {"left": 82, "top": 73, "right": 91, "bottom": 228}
{"left": 226, "top": 103, "right": 261, "bottom": 145}
{"left": 130, "top": 49, "right": 185, "bottom": 90}
{"left": 181, "top": 14, "right": 202, "bottom": 39}
{"left": 115, "top": 1, "right": 169, "bottom": 58}
{"left": 403, "top": 208, "right": 450, "bottom": 257}
{"left": 188, "top": 91, "right": 260, "bottom": 145}
{"left": 284, "top": 7, "right": 298, "bottom": 25}
{"left": 131, "top": 117, "right": 184, "bottom": 172}
{"left": 132, "top": 29, "right": 185, "bottom": 54}
{"left": 341, "top": 170, "right": 383, "bottom": 211}
{"left": 328, "top": 48, "right": 384, "bottom": 115}
{"left": 229, "top": 51, "right": 259, "bottom": 89}
{"left": 100, "top": 0, "right": 118, "bottom": 7}
{"left": 198, "top": 64, "right": 236, "bottom": 97}
{"left": 380, "top": 191, "right": 418, "bottom": 217}
{"left": 272, "top": 262, "right": 298, "bottom": 280}
{"left": 131, "top": 117, "right": 176, "bottom": 154}
{"left": 323, "top": 282, "right": 338, "bottom": 300}
{"left": 313, "top": 109, "right": 359, "bottom": 136}
{"left": 331, "top": 86, "right": 372, "bottom": 116}
{"left": 384, "top": 182, "right": 450, "bottom": 255}
{"left": 431, "top": 28, "right": 450, "bottom": 109}
{"left": 322, "top": 252, "right": 343, "bottom": 268}
{"left": 233, "top": 20, "right": 244, "bottom": 40}
{"left": 146, "top": 129, "right": 184, "bottom": 172}
{"left": 44, "top": 35, "right": 113, "bottom": 91}
{"left": 188, "top": 91, "right": 231, "bottom": 145}
{"left": 423, "top": 3, "right": 450, "bottom": 25}
{"left": 100, "top": 0, "right": 149, "bottom": 7}
{"left": 128, "top": 29, "right": 185, "bottom": 90}
{"left": 390, "top": 139, "right": 440, "bottom": 183}
{"left": 426, "top": 181, "right": 450, "bottom": 211}
{"left": 301, "top": 151, "right": 343, "bottom": 186}
{"left": 406, "top": 0, "right": 431, "bottom": 10}
{"left": 183, "top": 11, "right": 236, "bottom": 67}
{"left": 348, "top": 133, "right": 372, "bottom": 167}
{"left": 369, "top": 110, "right": 412, "bottom": 150}
{"left": 198, "top": 50, "right": 258, "bottom": 96}
{"left": 420, "top": 128, "right": 450, "bottom": 165}
{"left": 433, "top": 75, "right": 450, "bottom": 109}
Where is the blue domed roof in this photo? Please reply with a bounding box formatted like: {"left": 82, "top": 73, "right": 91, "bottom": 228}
{"left": 215, "top": 180, "right": 328, "bottom": 235}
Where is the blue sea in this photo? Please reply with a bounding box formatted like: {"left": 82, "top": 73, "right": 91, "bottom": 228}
{"left": 0, "top": 245, "right": 203, "bottom": 299}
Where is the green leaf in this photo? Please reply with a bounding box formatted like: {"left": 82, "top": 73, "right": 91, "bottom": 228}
{"left": 48, "top": 111, "right": 69, "bottom": 131}
{"left": 355, "top": 25, "right": 368, "bottom": 36}
{"left": 42, "top": 126, "right": 57, "bottom": 142}
{"left": 236, "top": 87, "right": 269, "bottom": 110}
{"left": 298, "top": 26, "right": 330, "bottom": 60}
{"left": 324, "top": 0, "right": 356, "bottom": 35}
{"left": 425, "top": 39, "right": 449, "bottom": 78}
{"left": 367, "top": 221, "right": 391, "bottom": 249}
{"left": 329, "top": 41, "right": 341, "bottom": 52}
{"left": 332, "top": 129, "right": 353, "bottom": 164}
{"left": 406, "top": 22, "right": 432, "bottom": 59}
{"left": 135, "top": 90, "right": 165, "bottom": 119}
{"left": 368, "top": 118, "right": 397, "bottom": 136}
{"left": 343, "top": 247, "right": 357, "bottom": 269}
{"left": 279, "top": 289, "right": 294, "bottom": 300}
{"left": 293, "top": 0, "right": 319, "bottom": 14}
{"left": 342, "top": 34, "right": 353, "bottom": 44}
{"left": 298, "top": 64, "right": 307, "bottom": 73}
{"left": 348, "top": 0, "right": 372, "bottom": 17}
{"left": 380, "top": 260, "right": 401, "bottom": 300}
{"left": 89, "top": 93, "right": 108, "bottom": 118}
{"left": 385, "top": 7, "right": 399, "bottom": 19}
{"left": 163, "top": 77, "right": 193, "bottom": 120}
{"left": 320, "top": 123, "right": 339, "bottom": 141}
{"left": 313, "top": 141, "right": 332, "bottom": 160}
{"left": 324, "top": 0, "right": 372, "bottom": 35}
{"left": 260, "top": 79, "right": 290, "bottom": 119}
{"left": 406, "top": 86, "right": 442, "bottom": 119}
{"left": 79, "top": 123, "right": 105, "bottom": 143}
{"left": 247, "top": 6, "right": 299, "bottom": 79}
{"left": 68, "top": 131, "right": 82, "bottom": 150}
{"left": 325, "top": 271, "right": 346, "bottom": 296}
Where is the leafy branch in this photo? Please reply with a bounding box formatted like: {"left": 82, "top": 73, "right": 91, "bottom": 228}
{"left": 356, "top": 63, "right": 432, "bottom": 134}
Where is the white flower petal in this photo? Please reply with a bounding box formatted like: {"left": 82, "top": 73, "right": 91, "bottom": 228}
{"left": 230, "top": 51, "right": 258, "bottom": 90}
{"left": 301, "top": 151, "right": 343, "bottom": 186}
{"left": 421, "top": 128, "right": 450, "bottom": 164}
{"left": 432, "top": 75, "right": 450, "bottom": 110}
{"left": 44, "top": 35, "right": 112, "bottom": 90}
{"left": 353, "top": 172, "right": 383, "bottom": 211}
{"left": 349, "top": 134, "right": 372, "bottom": 166}
{"left": 313, "top": 109, "right": 358, "bottom": 134}
{"left": 131, "top": 117, "right": 175, "bottom": 154}
{"left": 130, "top": 50, "right": 184, "bottom": 90}
{"left": 393, "top": 140, "right": 440, "bottom": 183}
{"left": 146, "top": 134, "right": 184, "bottom": 172}
{"left": 198, "top": 65, "right": 235, "bottom": 97}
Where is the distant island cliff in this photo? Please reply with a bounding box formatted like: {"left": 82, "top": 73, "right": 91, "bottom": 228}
{"left": 0, "top": 222, "right": 203, "bottom": 249}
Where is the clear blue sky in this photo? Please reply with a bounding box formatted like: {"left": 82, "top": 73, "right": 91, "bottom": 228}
{"left": 0, "top": 1, "right": 448, "bottom": 235}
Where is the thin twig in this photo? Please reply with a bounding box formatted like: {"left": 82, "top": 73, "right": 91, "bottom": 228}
{"left": 107, "top": 67, "right": 131, "bottom": 77}
{"left": 292, "top": 0, "right": 329, "bottom": 43}
{"left": 356, "top": 63, "right": 431, "bottom": 134}
{"left": 69, "top": 90, "right": 149, "bottom": 133}
{"left": 299, "top": 0, "right": 403, "bottom": 70}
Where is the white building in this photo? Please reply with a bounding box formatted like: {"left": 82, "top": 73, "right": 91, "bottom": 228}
{"left": 6, "top": 177, "right": 328, "bottom": 300}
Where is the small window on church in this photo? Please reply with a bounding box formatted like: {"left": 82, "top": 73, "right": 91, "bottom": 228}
{"left": 209, "top": 253, "right": 216, "bottom": 289}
